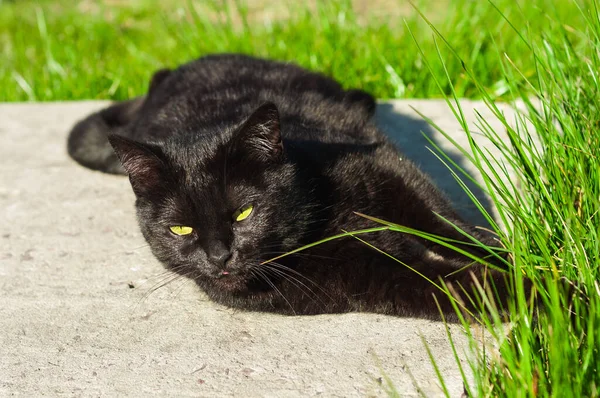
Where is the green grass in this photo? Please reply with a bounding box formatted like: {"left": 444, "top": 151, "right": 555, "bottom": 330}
{"left": 0, "top": 0, "right": 587, "bottom": 101}
{"left": 410, "top": 0, "right": 600, "bottom": 395}
{"left": 3, "top": 0, "right": 599, "bottom": 396}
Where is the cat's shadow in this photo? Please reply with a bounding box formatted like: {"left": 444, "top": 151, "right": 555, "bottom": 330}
{"left": 375, "top": 103, "right": 495, "bottom": 229}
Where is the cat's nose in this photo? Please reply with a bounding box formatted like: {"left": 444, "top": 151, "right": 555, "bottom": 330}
{"left": 207, "top": 241, "right": 232, "bottom": 267}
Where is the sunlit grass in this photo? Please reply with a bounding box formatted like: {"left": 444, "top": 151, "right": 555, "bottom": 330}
{"left": 406, "top": 0, "right": 600, "bottom": 395}
{"left": 0, "top": 0, "right": 587, "bottom": 101}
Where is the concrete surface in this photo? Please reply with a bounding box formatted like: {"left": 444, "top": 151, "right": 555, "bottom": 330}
{"left": 0, "top": 100, "right": 521, "bottom": 397}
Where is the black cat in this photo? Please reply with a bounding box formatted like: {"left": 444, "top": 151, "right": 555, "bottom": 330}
{"left": 68, "top": 54, "right": 515, "bottom": 320}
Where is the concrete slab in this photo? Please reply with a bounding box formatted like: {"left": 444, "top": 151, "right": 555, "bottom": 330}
{"left": 0, "top": 100, "right": 520, "bottom": 397}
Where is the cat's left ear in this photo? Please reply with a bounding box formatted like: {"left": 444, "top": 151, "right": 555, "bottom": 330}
{"left": 232, "top": 102, "right": 283, "bottom": 162}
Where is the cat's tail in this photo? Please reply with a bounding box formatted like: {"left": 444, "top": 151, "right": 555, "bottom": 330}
{"left": 67, "top": 97, "right": 145, "bottom": 175}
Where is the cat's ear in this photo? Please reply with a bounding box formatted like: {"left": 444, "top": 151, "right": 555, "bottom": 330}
{"left": 108, "top": 135, "right": 167, "bottom": 196}
{"left": 148, "top": 68, "right": 171, "bottom": 94}
{"left": 233, "top": 102, "right": 283, "bottom": 162}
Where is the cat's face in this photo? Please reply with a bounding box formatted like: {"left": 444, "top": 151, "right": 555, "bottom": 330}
{"left": 109, "top": 103, "right": 312, "bottom": 293}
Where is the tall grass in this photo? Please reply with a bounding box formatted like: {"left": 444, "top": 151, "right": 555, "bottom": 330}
{"left": 407, "top": 0, "right": 600, "bottom": 395}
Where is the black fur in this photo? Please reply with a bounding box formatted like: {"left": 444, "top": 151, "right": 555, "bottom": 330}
{"left": 68, "top": 54, "right": 516, "bottom": 320}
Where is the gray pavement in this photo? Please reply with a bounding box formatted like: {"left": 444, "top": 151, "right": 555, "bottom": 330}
{"left": 0, "top": 100, "right": 519, "bottom": 397}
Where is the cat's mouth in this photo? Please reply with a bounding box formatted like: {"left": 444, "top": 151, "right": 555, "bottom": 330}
{"left": 211, "top": 271, "right": 249, "bottom": 292}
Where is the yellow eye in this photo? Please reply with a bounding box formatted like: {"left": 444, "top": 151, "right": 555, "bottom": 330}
{"left": 234, "top": 204, "right": 253, "bottom": 222}
{"left": 169, "top": 226, "right": 193, "bottom": 236}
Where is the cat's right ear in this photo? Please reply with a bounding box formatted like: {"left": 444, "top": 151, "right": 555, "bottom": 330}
{"left": 148, "top": 68, "right": 171, "bottom": 94}
{"left": 108, "top": 135, "right": 167, "bottom": 197}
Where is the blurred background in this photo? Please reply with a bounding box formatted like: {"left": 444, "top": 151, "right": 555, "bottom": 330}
{"left": 0, "top": 0, "right": 586, "bottom": 101}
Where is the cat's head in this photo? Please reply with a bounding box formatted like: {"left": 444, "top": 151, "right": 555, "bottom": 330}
{"left": 109, "top": 103, "right": 313, "bottom": 293}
